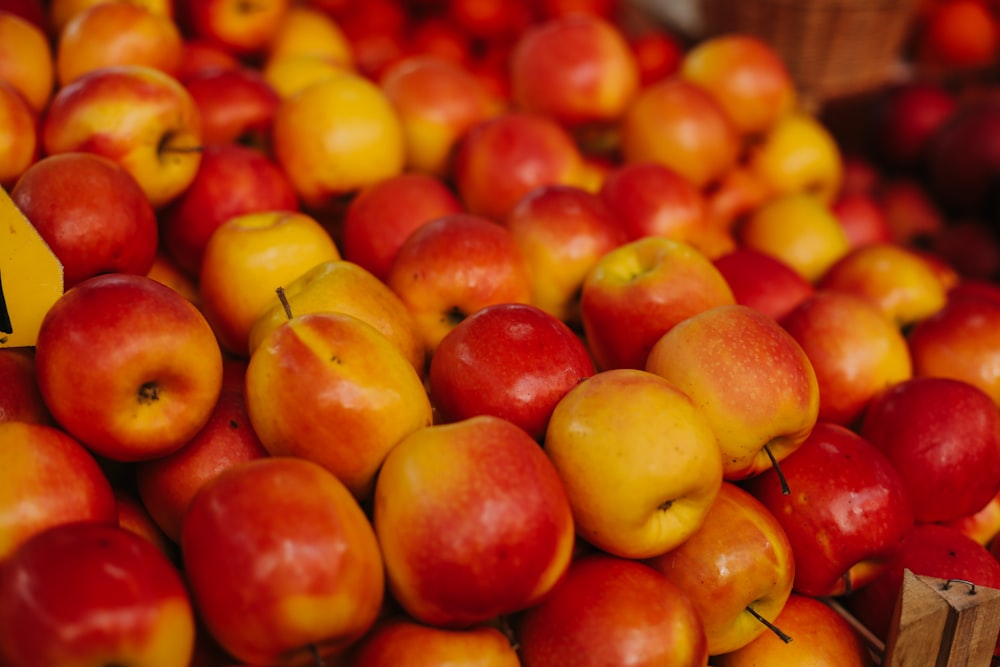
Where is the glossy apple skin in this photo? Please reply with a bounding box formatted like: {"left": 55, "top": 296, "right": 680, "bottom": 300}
{"left": 514, "top": 553, "right": 709, "bottom": 667}
{"left": 374, "top": 415, "right": 576, "bottom": 628}
{"left": 743, "top": 422, "right": 915, "bottom": 598}
{"left": 181, "top": 457, "right": 384, "bottom": 665}
{"left": 347, "top": 616, "right": 521, "bottom": 666}
{"left": 0, "top": 9, "right": 54, "bottom": 114}
{"left": 34, "top": 274, "right": 224, "bottom": 462}
{"left": 860, "top": 376, "right": 1000, "bottom": 523}
{"left": 645, "top": 303, "right": 819, "bottom": 481}
{"left": 11, "top": 151, "right": 158, "bottom": 288}
{"left": 645, "top": 481, "right": 795, "bottom": 656}
{"left": 712, "top": 247, "right": 814, "bottom": 322}
{"left": 0, "top": 348, "right": 51, "bottom": 425}
{"left": 183, "top": 65, "right": 281, "bottom": 148}
{"left": 159, "top": 142, "right": 299, "bottom": 278}
{"left": 875, "top": 177, "right": 945, "bottom": 246}
{"left": 580, "top": 236, "right": 735, "bottom": 371}
{"left": 0, "top": 522, "right": 196, "bottom": 667}
{"left": 598, "top": 160, "right": 708, "bottom": 243}
{"left": 429, "top": 302, "right": 595, "bottom": 441}
{"left": 0, "top": 421, "right": 117, "bottom": 560}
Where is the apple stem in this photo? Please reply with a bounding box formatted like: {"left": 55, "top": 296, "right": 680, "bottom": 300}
{"left": 763, "top": 444, "right": 791, "bottom": 495}
{"left": 276, "top": 286, "right": 293, "bottom": 320}
{"left": 745, "top": 604, "right": 792, "bottom": 644}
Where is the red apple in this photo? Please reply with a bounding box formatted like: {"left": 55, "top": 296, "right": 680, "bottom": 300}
{"left": 712, "top": 247, "right": 815, "bottom": 322}
{"left": 347, "top": 615, "right": 521, "bottom": 666}
{"left": 0, "top": 347, "right": 51, "bottom": 425}
{"left": 831, "top": 191, "right": 894, "bottom": 249}
{"left": 0, "top": 522, "right": 196, "bottom": 667}
{"left": 598, "top": 160, "right": 709, "bottom": 243}
{"left": 869, "top": 81, "right": 958, "bottom": 170}
{"left": 176, "top": 0, "right": 292, "bottom": 58}
{"left": 743, "top": 422, "right": 915, "bottom": 598}
{"left": 514, "top": 553, "right": 709, "bottom": 667}
{"left": 874, "top": 177, "right": 945, "bottom": 246}
{"left": 429, "top": 302, "right": 596, "bottom": 441}
{"left": 924, "top": 97, "right": 1000, "bottom": 218}
{"left": 0, "top": 77, "right": 39, "bottom": 189}
{"left": 182, "top": 65, "right": 281, "bottom": 148}
{"left": 113, "top": 486, "right": 173, "bottom": 558}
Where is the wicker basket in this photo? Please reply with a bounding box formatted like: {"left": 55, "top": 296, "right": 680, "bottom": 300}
{"left": 699, "top": 0, "right": 921, "bottom": 109}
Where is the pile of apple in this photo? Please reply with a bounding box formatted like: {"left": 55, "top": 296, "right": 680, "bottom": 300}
{"left": 4, "top": 0, "right": 1000, "bottom": 665}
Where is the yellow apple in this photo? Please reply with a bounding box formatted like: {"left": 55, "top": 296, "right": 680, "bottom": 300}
{"left": 261, "top": 54, "right": 349, "bottom": 100}
{"left": 0, "top": 78, "right": 39, "bottom": 189}
{"left": 0, "top": 10, "right": 53, "bottom": 114}
{"left": 49, "top": 0, "right": 174, "bottom": 36}
{"left": 748, "top": 110, "right": 844, "bottom": 204}
{"left": 265, "top": 4, "right": 353, "bottom": 68}
{"left": 543, "top": 368, "right": 724, "bottom": 559}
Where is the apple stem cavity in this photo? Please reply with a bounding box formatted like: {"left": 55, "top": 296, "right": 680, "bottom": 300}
{"left": 745, "top": 604, "right": 793, "bottom": 644}
{"left": 137, "top": 381, "right": 160, "bottom": 405}
{"left": 763, "top": 444, "right": 791, "bottom": 495}
{"left": 276, "top": 286, "right": 293, "bottom": 320}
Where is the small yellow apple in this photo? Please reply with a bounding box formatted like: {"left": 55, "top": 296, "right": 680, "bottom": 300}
{"left": 748, "top": 111, "right": 844, "bottom": 204}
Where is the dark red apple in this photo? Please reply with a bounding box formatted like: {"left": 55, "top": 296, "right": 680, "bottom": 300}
{"left": 870, "top": 81, "right": 958, "bottom": 170}
{"left": 183, "top": 65, "right": 281, "bottom": 148}
{"left": 924, "top": 97, "right": 1000, "bottom": 218}
{"left": 831, "top": 191, "right": 893, "bottom": 249}
{"left": 598, "top": 160, "right": 708, "bottom": 243}
{"left": 712, "top": 247, "right": 814, "bottom": 322}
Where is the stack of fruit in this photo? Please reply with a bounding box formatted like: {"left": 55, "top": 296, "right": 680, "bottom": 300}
{"left": 2, "top": 0, "right": 1000, "bottom": 665}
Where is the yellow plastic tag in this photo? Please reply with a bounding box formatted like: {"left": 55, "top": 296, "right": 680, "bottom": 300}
{"left": 0, "top": 187, "right": 63, "bottom": 348}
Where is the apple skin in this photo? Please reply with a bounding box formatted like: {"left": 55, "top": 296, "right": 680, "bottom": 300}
{"left": 346, "top": 615, "right": 521, "bottom": 666}
{"left": 944, "top": 487, "right": 1000, "bottom": 546}
{"left": 580, "top": 236, "right": 736, "bottom": 371}
{"left": 644, "top": 481, "right": 795, "bottom": 656}
{"left": 181, "top": 457, "right": 384, "bottom": 665}
{"left": 42, "top": 64, "right": 203, "bottom": 209}
{"left": 11, "top": 151, "right": 158, "bottom": 288}
{"left": 373, "top": 415, "right": 576, "bottom": 628}
{"left": 831, "top": 191, "right": 894, "bottom": 249}
{"left": 544, "top": 368, "right": 724, "bottom": 559}
{"left": 429, "top": 302, "right": 596, "bottom": 441}
{"left": 869, "top": 81, "right": 958, "bottom": 170}
{"left": 645, "top": 303, "right": 819, "bottom": 481}
{"left": 712, "top": 247, "right": 815, "bottom": 322}
{"left": 182, "top": 65, "right": 281, "bottom": 148}
{"left": 0, "top": 348, "right": 51, "bottom": 425}
{"left": 114, "top": 486, "right": 174, "bottom": 559}
{"left": 0, "top": 522, "right": 196, "bottom": 667}
{"left": 0, "top": 9, "right": 54, "bottom": 114}
{"left": 513, "top": 553, "right": 709, "bottom": 667}
{"left": 0, "top": 421, "right": 117, "bottom": 561}
{"left": 0, "top": 77, "right": 38, "bottom": 188}
{"left": 743, "top": 422, "right": 915, "bottom": 598}
{"left": 859, "top": 376, "right": 1000, "bottom": 524}
{"left": 176, "top": 0, "right": 291, "bottom": 58}
{"left": 746, "top": 111, "right": 844, "bottom": 205}
{"left": 924, "top": 97, "right": 1000, "bottom": 218}
{"left": 34, "top": 273, "right": 224, "bottom": 462}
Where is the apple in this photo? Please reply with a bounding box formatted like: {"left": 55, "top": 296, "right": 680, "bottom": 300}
{"left": 0, "top": 420, "right": 117, "bottom": 560}
{"left": 373, "top": 415, "right": 575, "bottom": 627}
{"left": 265, "top": 3, "right": 353, "bottom": 69}
{"left": 48, "top": 0, "right": 174, "bottom": 35}
{"left": 579, "top": 236, "right": 736, "bottom": 371}
{"left": 839, "top": 153, "right": 882, "bottom": 196}
{"left": 743, "top": 422, "right": 915, "bottom": 597}
{"left": 0, "top": 9, "right": 53, "bottom": 114}
{"left": 272, "top": 69, "right": 406, "bottom": 211}
{"left": 679, "top": 33, "right": 796, "bottom": 138}
{"left": 42, "top": 64, "right": 203, "bottom": 209}
{"left": 181, "top": 456, "right": 384, "bottom": 665}
{"left": 830, "top": 191, "right": 894, "bottom": 249}
{"left": 619, "top": 75, "right": 741, "bottom": 189}
{"left": 747, "top": 110, "right": 844, "bottom": 204}
{"left": 644, "top": 481, "right": 795, "bottom": 656}
{"left": 11, "top": 151, "right": 158, "bottom": 288}
{"left": 859, "top": 376, "right": 1000, "bottom": 524}
{"left": 182, "top": 65, "right": 282, "bottom": 149}
{"left": 0, "top": 77, "right": 38, "bottom": 189}
{"left": 927, "top": 218, "right": 1000, "bottom": 282}
{"left": 347, "top": 615, "right": 521, "bottom": 666}
{"left": 645, "top": 303, "right": 819, "bottom": 482}
{"left": 628, "top": 28, "right": 684, "bottom": 87}
{"left": 874, "top": 177, "right": 945, "bottom": 246}
{"left": 197, "top": 209, "right": 341, "bottom": 358}
{"left": 943, "top": 487, "right": 1000, "bottom": 545}
{"left": 175, "top": 39, "right": 240, "bottom": 82}
{"left": 380, "top": 54, "right": 502, "bottom": 177}
{"left": 55, "top": 2, "right": 184, "bottom": 86}
{"left": 175, "top": 0, "right": 292, "bottom": 58}
{"left": 514, "top": 553, "right": 709, "bottom": 667}
{"left": 704, "top": 163, "right": 770, "bottom": 232}
{"left": 915, "top": 0, "right": 1000, "bottom": 70}
{"left": 451, "top": 110, "right": 589, "bottom": 223}
{"left": 598, "top": 160, "right": 709, "bottom": 244}
{"left": 246, "top": 311, "right": 433, "bottom": 502}
{"left": 261, "top": 53, "right": 351, "bottom": 100}
{"left": 113, "top": 486, "right": 173, "bottom": 558}
{"left": 712, "top": 247, "right": 815, "bottom": 322}
{"left": 509, "top": 12, "right": 640, "bottom": 132}
{"left": 869, "top": 80, "right": 958, "bottom": 170}
{"left": 713, "top": 593, "right": 876, "bottom": 667}
{"left": 544, "top": 368, "right": 724, "bottom": 559}
{"left": 247, "top": 259, "right": 426, "bottom": 374}
{"left": 403, "top": 15, "right": 472, "bottom": 66}
{"left": 384, "top": 213, "right": 534, "bottom": 354}
{"left": 429, "top": 302, "right": 596, "bottom": 441}
{"left": 780, "top": 290, "right": 912, "bottom": 427}
{"left": 34, "top": 273, "right": 224, "bottom": 462}
{"left": 504, "top": 182, "right": 628, "bottom": 325}
{"left": 445, "top": 0, "right": 532, "bottom": 41}
{"left": 146, "top": 251, "right": 200, "bottom": 306}
{"left": 738, "top": 192, "right": 852, "bottom": 283}
{"left": 0, "top": 348, "right": 50, "bottom": 425}
{"left": 0, "top": 522, "right": 196, "bottom": 667}
{"left": 340, "top": 170, "right": 464, "bottom": 283}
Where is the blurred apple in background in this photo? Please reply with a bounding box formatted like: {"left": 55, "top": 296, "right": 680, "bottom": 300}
{"left": 830, "top": 191, "right": 894, "bottom": 249}
{"left": 182, "top": 457, "right": 385, "bottom": 665}
{"left": 0, "top": 9, "right": 53, "bottom": 114}
{"left": 159, "top": 142, "right": 300, "bottom": 279}
{"left": 868, "top": 80, "right": 958, "bottom": 170}
{"left": 744, "top": 422, "right": 914, "bottom": 597}
{"left": 182, "top": 66, "right": 282, "bottom": 149}
{"left": 712, "top": 247, "right": 815, "bottom": 322}
{"left": 34, "top": 274, "right": 224, "bottom": 462}
{"left": 780, "top": 290, "right": 913, "bottom": 427}
{"left": 645, "top": 303, "right": 819, "bottom": 482}
{"left": 264, "top": 3, "right": 354, "bottom": 69}
{"left": 176, "top": 0, "right": 291, "bottom": 58}
{"left": 514, "top": 553, "right": 709, "bottom": 667}
{"left": 175, "top": 39, "right": 240, "bottom": 81}
{"left": 374, "top": 415, "right": 576, "bottom": 627}
{"left": 544, "top": 368, "right": 724, "bottom": 559}
{"left": 48, "top": 0, "right": 174, "bottom": 35}
{"left": 347, "top": 616, "right": 521, "bottom": 666}
{"left": 0, "top": 421, "right": 116, "bottom": 561}
{"left": 874, "top": 176, "right": 946, "bottom": 246}
{"left": 927, "top": 218, "right": 1000, "bottom": 282}
{"left": 505, "top": 183, "right": 627, "bottom": 325}
{"left": 0, "top": 78, "right": 39, "bottom": 189}
{"left": 261, "top": 53, "right": 349, "bottom": 100}
{"left": 914, "top": 0, "right": 1000, "bottom": 71}
{"left": 385, "top": 213, "right": 534, "bottom": 354}
{"left": 860, "top": 376, "right": 1000, "bottom": 523}
{"left": 340, "top": 171, "right": 464, "bottom": 283}
{"left": 0, "top": 522, "right": 196, "bottom": 667}
{"left": 0, "top": 0, "right": 46, "bottom": 33}
{"left": 429, "top": 302, "right": 595, "bottom": 441}
{"left": 747, "top": 111, "right": 844, "bottom": 204}
{"left": 580, "top": 236, "right": 735, "bottom": 371}
{"left": 0, "top": 348, "right": 50, "bottom": 425}
{"left": 645, "top": 481, "right": 795, "bottom": 656}
{"left": 146, "top": 251, "right": 200, "bottom": 306}
{"left": 42, "top": 64, "right": 204, "bottom": 209}
{"left": 627, "top": 27, "right": 684, "bottom": 87}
